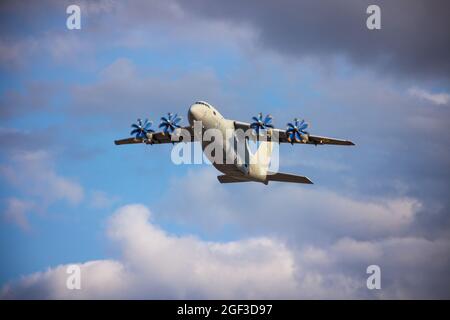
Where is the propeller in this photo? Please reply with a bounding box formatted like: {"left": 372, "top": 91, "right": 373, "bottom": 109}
{"left": 250, "top": 112, "right": 274, "bottom": 135}
{"left": 130, "top": 118, "right": 154, "bottom": 140}
{"left": 286, "top": 118, "right": 309, "bottom": 144}
{"left": 159, "top": 112, "right": 182, "bottom": 134}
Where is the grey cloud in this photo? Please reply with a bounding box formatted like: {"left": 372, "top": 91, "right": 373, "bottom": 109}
{"left": 2, "top": 0, "right": 449, "bottom": 81}
{"left": 0, "top": 127, "right": 56, "bottom": 151}
{"left": 157, "top": 169, "right": 421, "bottom": 244}
{"left": 293, "top": 236, "right": 450, "bottom": 299}
{"left": 151, "top": 168, "right": 450, "bottom": 298}
{"left": 0, "top": 82, "right": 57, "bottom": 119}
{"left": 177, "top": 0, "right": 450, "bottom": 81}
{"left": 70, "top": 58, "right": 231, "bottom": 122}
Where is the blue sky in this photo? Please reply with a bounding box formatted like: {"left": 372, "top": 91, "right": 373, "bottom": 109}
{"left": 1, "top": 0, "right": 450, "bottom": 299}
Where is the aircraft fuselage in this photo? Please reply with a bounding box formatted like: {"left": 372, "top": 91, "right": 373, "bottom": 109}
{"left": 188, "top": 101, "right": 269, "bottom": 183}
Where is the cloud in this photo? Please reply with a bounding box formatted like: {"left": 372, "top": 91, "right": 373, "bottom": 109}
{"left": 2, "top": 0, "right": 449, "bottom": 82}
{"left": 408, "top": 87, "right": 450, "bottom": 106}
{"left": 0, "top": 38, "right": 38, "bottom": 69}
{"left": 1, "top": 0, "right": 449, "bottom": 300}
{"left": 70, "top": 58, "right": 228, "bottom": 122}
{"left": 88, "top": 190, "right": 119, "bottom": 209}
{"left": 1, "top": 204, "right": 298, "bottom": 299}
{"left": 293, "top": 236, "right": 450, "bottom": 299}
{"left": 0, "top": 260, "right": 127, "bottom": 299}
{"left": 0, "top": 128, "right": 56, "bottom": 151}
{"left": 178, "top": 0, "right": 450, "bottom": 81}
{"left": 0, "top": 82, "right": 57, "bottom": 119}
{"left": 0, "top": 32, "right": 92, "bottom": 72}
{"left": 159, "top": 169, "right": 421, "bottom": 241}
{"left": 2, "top": 198, "right": 35, "bottom": 231}
{"left": 0, "top": 0, "right": 254, "bottom": 73}
{"left": 2, "top": 203, "right": 449, "bottom": 299}
{"left": 1, "top": 150, "right": 84, "bottom": 206}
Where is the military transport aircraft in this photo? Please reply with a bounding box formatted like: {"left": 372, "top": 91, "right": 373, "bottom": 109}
{"left": 114, "top": 101, "right": 354, "bottom": 184}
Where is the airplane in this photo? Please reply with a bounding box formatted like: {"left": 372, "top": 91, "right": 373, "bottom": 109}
{"left": 114, "top": 101, "right": 354, "bottom": 185}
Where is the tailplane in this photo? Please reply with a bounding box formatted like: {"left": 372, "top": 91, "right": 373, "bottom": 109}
{"left": 266, "top": 172, "right": 313, "bottom": 184}
{"left": 218, "top": 172, "right": 313, "bottom": 184}
{"left": 217, "top": 175, "right": 251, "bottom": 184}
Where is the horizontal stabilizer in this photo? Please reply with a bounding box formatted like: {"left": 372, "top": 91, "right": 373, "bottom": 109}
{"left": 217, "top": 175, "right": 251, "bottom": 184}
{"left": 266, "top": 172, "right": 313, "bottom": 184}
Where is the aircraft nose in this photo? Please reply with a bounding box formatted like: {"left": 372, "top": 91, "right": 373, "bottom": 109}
{"left": 188, "top": 104, "right": 203, "bottom": 124}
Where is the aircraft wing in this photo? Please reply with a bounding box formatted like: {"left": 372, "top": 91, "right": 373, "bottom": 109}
{"left": 278, "top": 130, "right": 355, "bottom": 145}
{"left": 234, "top": 121, "right": 355, "bottom": 146}
{"left": 114, "top": 126, "right": 195, "bottom": 145}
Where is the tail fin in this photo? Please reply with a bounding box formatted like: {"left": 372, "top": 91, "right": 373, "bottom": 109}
{"left": 266, "top": 172, "right": 313, "bottom": 184}
{"left": 253, "top": 140, "right": 274, "bottom": 172}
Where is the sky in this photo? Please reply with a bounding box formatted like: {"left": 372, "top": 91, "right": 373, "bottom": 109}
{"left": 0, "top": 0, "right": 449, "bottom": 299}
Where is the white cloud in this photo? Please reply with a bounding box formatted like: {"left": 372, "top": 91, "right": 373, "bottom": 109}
{"left": 2, "top": 203, "right": 449, "bottom": 299}
{"left": 408, "top": 87, "right": 450, "bottom": 106}
{"left": 1, "top": 260, "right": 127, "bottom": 299}
{"left": 109, "top": 204, "right": 297, "bottom": 299}
{"left": 2, "top": 198, "right": 35, "bottom": 231}
{"left": 1, "top": 204, "right": 297, "bottom": 299}
{"left": 1, "top": 150, "right": 84, "bottom": 206}
{"left": 89, "top": 190, "right": 119, "bottom": 209}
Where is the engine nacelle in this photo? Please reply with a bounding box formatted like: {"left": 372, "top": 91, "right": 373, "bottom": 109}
{"left": 145, "top": 132, "right": 153, "bottom": 142}
{"left": 301, "top": 134, "right": 309, "bottom": 143}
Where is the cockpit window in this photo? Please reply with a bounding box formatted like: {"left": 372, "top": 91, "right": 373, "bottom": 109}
{"left": 195, "top": 101, "right": 212, "bottom": 108}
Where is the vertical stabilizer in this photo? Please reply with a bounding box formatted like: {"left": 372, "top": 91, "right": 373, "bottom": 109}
{"left": 252, "top": 140, "right": 274, "bottom": 174}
